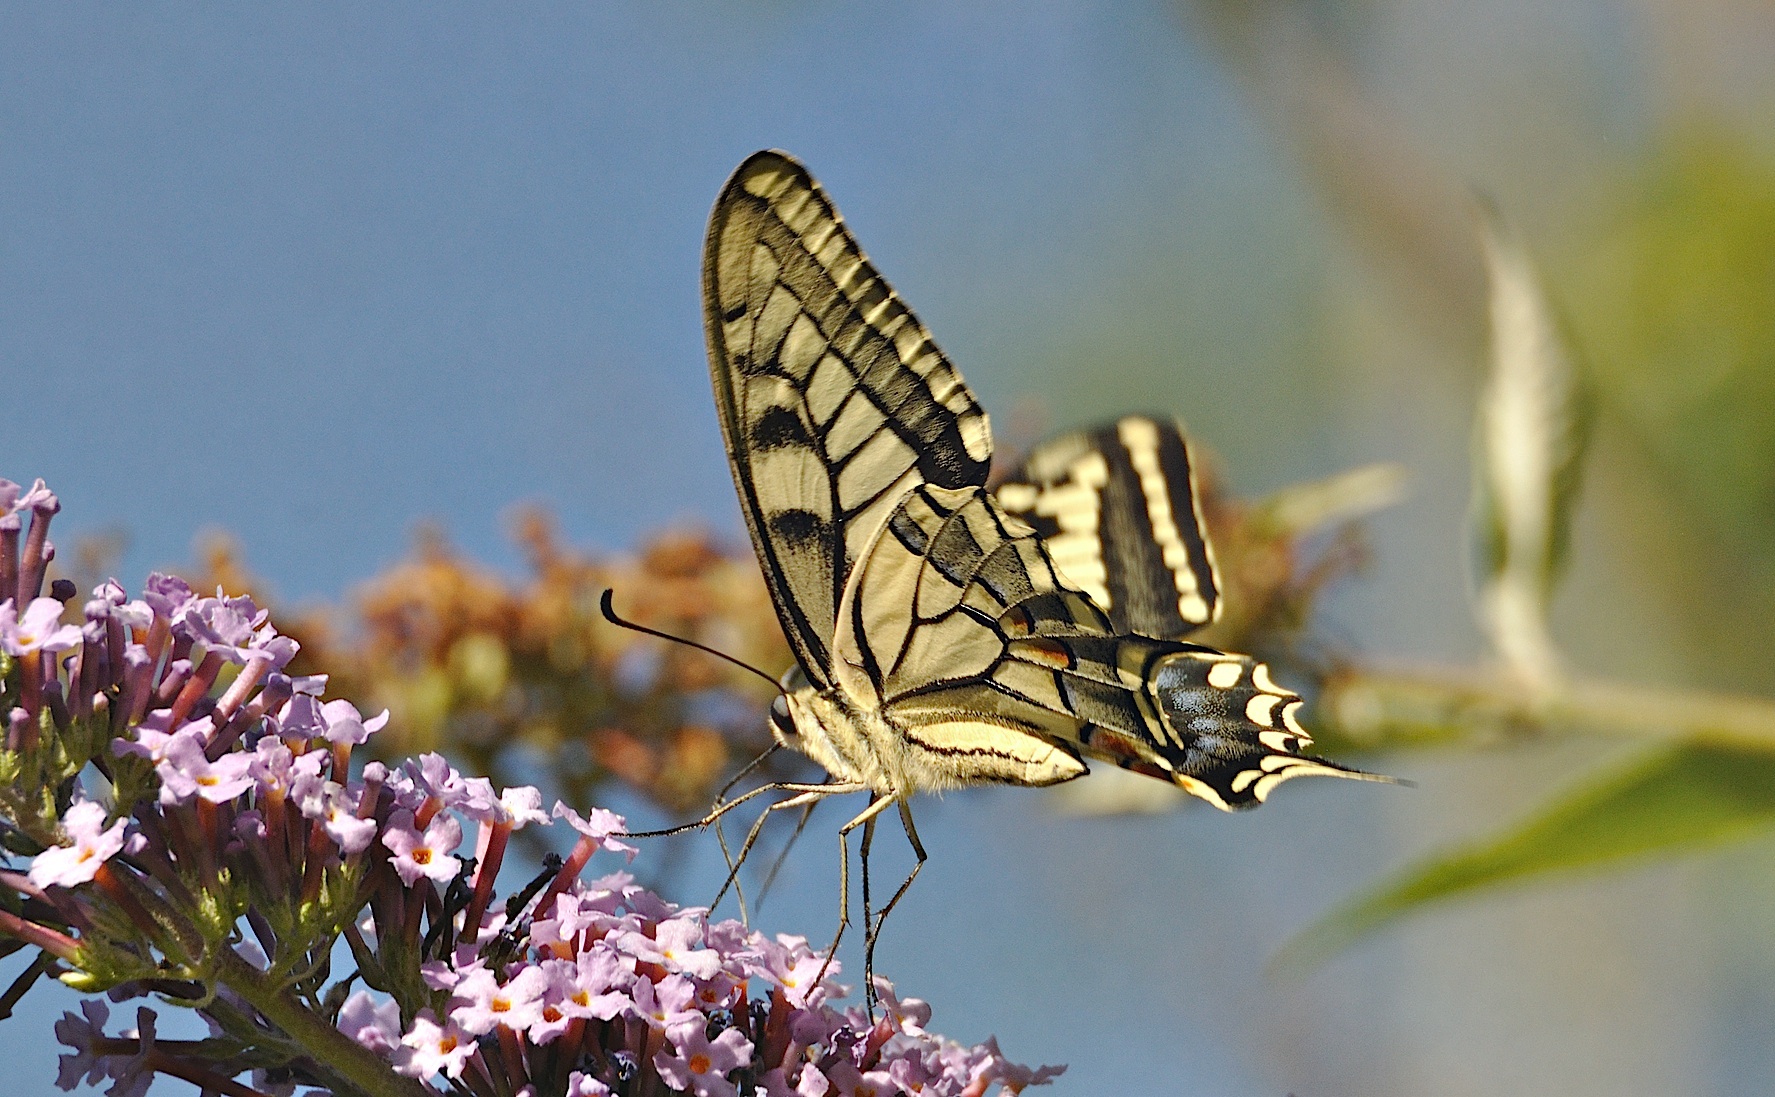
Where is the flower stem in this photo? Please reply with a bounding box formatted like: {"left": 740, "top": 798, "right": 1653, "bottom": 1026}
{"left": 1321, "top": 663, "right": 1775, "bottom": 752}
{"left": 214, "top": 947, "right": 432, "bottom": 1097}
{"left": 0, "top": 908, "right": 80, "bottom": 960}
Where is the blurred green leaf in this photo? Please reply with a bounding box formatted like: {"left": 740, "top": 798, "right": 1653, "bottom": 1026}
{"left": 1471, "top": 207, "right": 1593, "bottom": 686}
{"left": 1278, "top": 744, "right": 1775, "bottom": 971}
{"left": 1575, "top": 135, "right": 1775, "bottom": 554}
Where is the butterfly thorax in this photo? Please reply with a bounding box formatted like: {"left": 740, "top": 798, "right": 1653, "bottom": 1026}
{"left": 774, "top": 686, "right": 904, "bottom": 794}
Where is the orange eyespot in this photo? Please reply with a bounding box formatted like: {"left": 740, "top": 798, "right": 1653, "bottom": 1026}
{"left": 1016, "top": 637, "right": 1073, "bottom": 670}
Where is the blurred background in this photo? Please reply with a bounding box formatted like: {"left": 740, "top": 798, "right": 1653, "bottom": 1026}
{"left": 6, "top": 2, "right": 1775, "bottom": 1094}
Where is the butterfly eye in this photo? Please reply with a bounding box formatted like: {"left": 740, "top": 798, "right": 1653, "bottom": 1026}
{"left": 769, "top": 694, "right": 797, "bottom": 740}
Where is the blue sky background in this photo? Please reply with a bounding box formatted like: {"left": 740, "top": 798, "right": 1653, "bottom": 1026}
{"left": 4, "top": 3, "right": 1333, "bottom": 600}
{"left": 6, "top": 4, "right": 1774, "bottom": 1095}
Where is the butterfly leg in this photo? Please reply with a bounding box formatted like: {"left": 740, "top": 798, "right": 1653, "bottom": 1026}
{"left": 625, "top": 780, "right": 852, "bottom": 839}
{"left": 710, "top": 784, "right": 853, "bottom": 917}
{"left": 815, "top": 793, "right": 899, "bottom": 993}
{"left": 859, "top": 812, "right": 879, "bottom": 1014}
{"left": 863, "top": 799, "right": 927, "bottom": 1016}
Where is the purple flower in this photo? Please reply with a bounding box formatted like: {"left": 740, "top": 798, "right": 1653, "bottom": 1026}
{"left": 405, "top": 753, "right": 471, "bottom": 805}
{"left": 84, "top": 582, "right": 151, "bottom": 630}
{"left": 626, "top": 914, "right": 723, "bottom": 980}
{"left": 497, "top": 784, "right": 551, "bottom": 829}
{"left": 387, "top": 754, "right": 500, "bottom": 818}
{"left": 280, "top": 696, "right": 390, "bottom": 746}
{"left": 526, "top": 960, "right": 581, "bottom": 1044}
{"left": 421, "top": 956, "right": 475, "bottom": 994}
{"left": 754, "top": 935, "right": 841, "bottom": 1010}
{"left": 156, "top": 730, "right": 255, "bottom": 805}
{"left": 655, "top": 1020, "right": 753, "bottom": 1097}
{"left": 54, "top": 1000, "right": 112, "bottom": 1091}
{"left": 275, "top": 694, "right": 328, "bottom": 740}
{"left": 557, "top": 944, "right": 634, "bottom": 1022}
{"left": 112, "top": 713, "right": 206, "bottom": 767}
{"left": 629, "top": 974, "right": 700, "bottom": 1033}
{"left": 381, "top": 809, "right": 463, "bottom": 887}
{"left": 0, "top": 597, "right": 82, "bottom": 657}
{"left": 885, "top": 1056, "right": 933, "bottom": 1095}
{"left": 552, "top": 802, "right": 638, "bottom": 861}
{"left": 233, "top": 810, "right": 268, "bottom": 844}
{"left": 397, "top": 1011, "right": 475, "bottom": 1080}
{"left": 108, "top": 1007, "right": 158, "bottom": 1097}
{"left": 140, "top": 573, "right": 196, "bottom": 622}
{"left": 247, "top": 736, "right": 297, "bottom": 792}
{"left": 872, "top": 977, "right": 932, "bottom": 1037}
{"left": 299, "top": 781, "right": 378, "bottom": 855}
{"left": 30, "top": 800, "right": 130, "bottom": 889}
{"left": 52, "top": 1004, "right": 158, "bottom": 1097}
{"left": 450, "top": 963, "right": 549, "bottom": 1036}
{"left": 823, "top": 1060, "right": 899, "bottom": 1097}
{"left": 181, "top": 591, "right": 297, "bottom": 667}
{"left": 324, "top": 699, "right": 388, "bottom": 744}
{"left": 285, "top": 748, "right": 330, "bottom": 806}
{"left": 970, "top": 1036, "right": 1066, "bottom": 1091}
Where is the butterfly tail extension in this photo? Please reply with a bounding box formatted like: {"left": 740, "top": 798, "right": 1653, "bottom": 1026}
{"left": 1142, "top": 643, "right": 1396, "bottom": 810}
{"left": 998, "top": 632, "right": 1391, "bottom": 810}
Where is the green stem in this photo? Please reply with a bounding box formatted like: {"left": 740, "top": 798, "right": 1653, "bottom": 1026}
{"left": 215, "top": 948, "right": 431, "bottom": 1097}
{"left": 1321, "top": 663, "right": 1775, "bottom": 752}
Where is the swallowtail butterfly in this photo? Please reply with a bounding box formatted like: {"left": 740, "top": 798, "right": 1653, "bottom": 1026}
{"left": 700, "top": 151, "right": 1390, "bottom": 979}
{"left": 707, "top": 149, "right": 1380, "bottom": 810}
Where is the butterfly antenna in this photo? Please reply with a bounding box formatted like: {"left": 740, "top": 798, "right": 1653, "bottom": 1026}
{"left": 599, "top": 589, "right": 786, "bottom": 693}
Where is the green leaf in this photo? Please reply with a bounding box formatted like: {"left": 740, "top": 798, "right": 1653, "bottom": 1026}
{"left": 1470, "top": 207, "right": 1595, "bottom": 686}
{"left": 1277, "top": 744, "right": 1775, "bottom": 972}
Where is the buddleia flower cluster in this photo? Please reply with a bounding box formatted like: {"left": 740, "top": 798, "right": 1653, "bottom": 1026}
{"left": 202, "top": 512, "right": 804, "bottom": 816}
{"left": 0, "top": 478, "right": 1060, "bottom": 1097}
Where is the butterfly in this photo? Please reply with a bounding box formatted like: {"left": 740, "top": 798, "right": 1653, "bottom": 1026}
{"left": 699, "top": 149, "right": 1389, "bottom": 980}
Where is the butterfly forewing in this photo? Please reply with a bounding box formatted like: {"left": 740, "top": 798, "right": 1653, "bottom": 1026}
{"left": 705, "top": 150, "right": 992, "bottom": 686}
{"left": 997, "top": 414, "right": 1220, "bottom": 639}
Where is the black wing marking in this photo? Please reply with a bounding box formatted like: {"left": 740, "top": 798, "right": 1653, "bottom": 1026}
{"left": 997, "top": 414, "right": 1220, "bottom": 639}
{"left": 704, "top": 150, "right": 992, "bottom": 686}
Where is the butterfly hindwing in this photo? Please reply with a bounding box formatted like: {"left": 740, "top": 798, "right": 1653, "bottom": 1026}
{"left": 832, "top": 483, "right": 1097, "bottom": 788}
{"left": 704, "top": 150, "right": 992, "bottom": 687}
{"left": 829, "top": 483, "right": 1377, "bottom": 806}
{"left": 997, "top": 414, "right": 1220, "bottom": 639}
